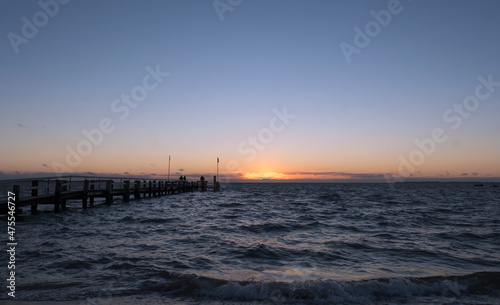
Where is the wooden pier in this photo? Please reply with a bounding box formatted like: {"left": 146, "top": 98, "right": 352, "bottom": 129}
{"left": 1, "top": 176, "right": 220, "bottom": 214}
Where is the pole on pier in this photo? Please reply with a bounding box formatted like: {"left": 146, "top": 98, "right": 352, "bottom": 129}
{"left": 168, "top": 155, "right": 171, "bottom": 182}
{"left": 82, "top": 179, "right": 89, "bottom": 209}
{"left": 217, "top": 157, "right": 219, "bottom": 183}
{"left": 105, "top": 180, "right": 113, "bottom": 205}
{"left": 31, "top": 180, "right": 38, "bottom": 214}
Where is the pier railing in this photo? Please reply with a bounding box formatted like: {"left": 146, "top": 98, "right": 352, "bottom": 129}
{"left": 1, "top": 175, "right": 220, "bottom": 214}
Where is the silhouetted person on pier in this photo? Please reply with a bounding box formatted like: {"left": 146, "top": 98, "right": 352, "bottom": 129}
{"left": 179, "top": 175, "right": 183, "bottom": 180}
{"left": 200, "top": 176, "right": 206, "bottom": 191}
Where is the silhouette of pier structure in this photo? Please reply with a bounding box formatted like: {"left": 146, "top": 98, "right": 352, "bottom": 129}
{"left": 1, "top": 175, "right": 220, "bottom": 214}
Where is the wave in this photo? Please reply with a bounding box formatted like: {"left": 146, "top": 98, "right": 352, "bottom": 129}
{"left": 18, "top": 270, "right": 499, "bottom": 304}
{"left": 130, "top": 271, "right": 500, "bottom": 304}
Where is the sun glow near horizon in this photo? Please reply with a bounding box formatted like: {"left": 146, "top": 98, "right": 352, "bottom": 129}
{"left": 244, "top": 172, "right": 289, "bottom": 180}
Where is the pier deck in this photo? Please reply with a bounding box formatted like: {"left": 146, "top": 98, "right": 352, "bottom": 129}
{"left": 1, "top": 176, "right": 220, "bottom": 214}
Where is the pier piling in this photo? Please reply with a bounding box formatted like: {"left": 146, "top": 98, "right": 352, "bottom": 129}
{"left": 31, "top": 180, "right": 38, "bottom": 214}
{"left": 13, "top": 185, "right": 20, "bottom": 216}
{"left": 123, "top": 180, "right": 130, "bottom": 202}
{"left": 54, "top": 180, "right": 62, "bottom": 213}
{"left": 82, "top": 179, "right": 89, "bottom": 209}
{"left": 61, "top": 180, "right": 67, "bottom": 210}
{"left": 105, "top": 180, "right": 113, "bottom": 205}
{"left": 134, "top": 181, "right": 140, "bottom": 199}
{"left": 89, "top": 180, "right": 95, "bottom": 207}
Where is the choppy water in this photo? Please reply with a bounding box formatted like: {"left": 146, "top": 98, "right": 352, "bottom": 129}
{"left": 2, "top": 182, "right": 500, "bottom": 304}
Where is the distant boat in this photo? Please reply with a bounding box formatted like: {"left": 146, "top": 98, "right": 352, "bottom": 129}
{"left": 474, "top": 184, "right": 484, "bottom": 187}
{"left": 492, "top": 184, "right": 499, "bottom": 188}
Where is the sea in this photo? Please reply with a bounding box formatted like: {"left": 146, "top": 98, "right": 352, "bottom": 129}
{"left": 1, "top": 182, "right": 499, "bottom": 305}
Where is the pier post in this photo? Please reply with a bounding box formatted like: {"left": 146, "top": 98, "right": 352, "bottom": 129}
{"left": 123, "top": 180, "right": 130, "bottom": 202}
{"left": 213, "top": 176, "right": 220, "bottom": 192}
{"left": 143, "top": 180, "right": 147, "bottom": 197}
{"left": 82, "top": 179, "right": 89, "bottom": 209}
{"left": 134, "top": 181, "right": 140, "bottom": 199}
{"left": 61, "top": 180, "right": 67, "bottom": 210}
{"left": 31, "top": 180, "right": 38, "bottom": 214}
{"left": 54, "top": 180, "right": 62, "bottom": 213}
{"left": 13, "top": 185, "right": 20, "bottom": 216}
{"left": 89, "top": 180, "right": 95, "bottom": 207}
{"left": 148, "top": 181, "right": 152, "bottom": 197}
{"left": 105, "top": 180, "right": 113, "bottom": 205}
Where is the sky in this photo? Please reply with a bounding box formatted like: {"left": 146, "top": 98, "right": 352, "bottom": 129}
{"left": 1, "top": 0, "right": 499, "bottom": 182}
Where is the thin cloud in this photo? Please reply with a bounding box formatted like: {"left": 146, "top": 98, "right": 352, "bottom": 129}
{"left": 16, "top": 123, "right": 29, "bottom": 128}
{"left": 438, "top": 171, "right": 451, "bottom": 177}
{"left": 41, "top": 164, "right": 48, "bottom": 168}
{"left": 178, "top": 168, "right": 184, "bottom": 172}
{"left": 285, "top": 171, "right": 385, "bottom": 179}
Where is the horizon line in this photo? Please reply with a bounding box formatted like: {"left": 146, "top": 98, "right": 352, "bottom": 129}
{"left": 0, "top": 171, "right": 499, "bottom": 183}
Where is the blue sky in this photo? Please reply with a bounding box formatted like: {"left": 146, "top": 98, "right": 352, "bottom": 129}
{"left": 1, "top": 0, "right": 499, "bottom": 181}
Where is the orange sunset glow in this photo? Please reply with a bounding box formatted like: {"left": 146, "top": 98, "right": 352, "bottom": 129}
{"left": 244, "top": 172, "right": 288, "bottom": 180}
